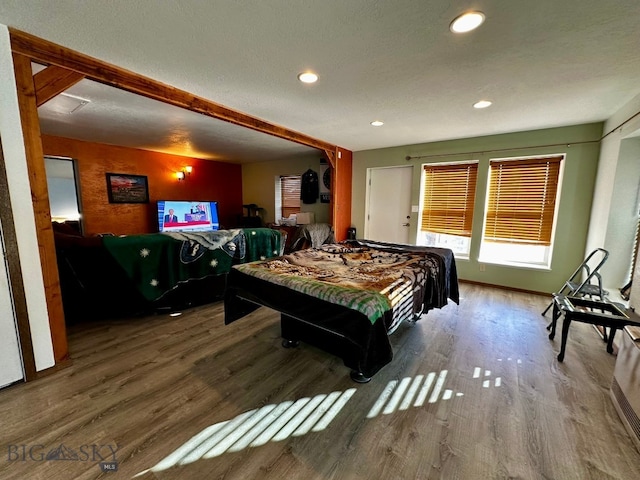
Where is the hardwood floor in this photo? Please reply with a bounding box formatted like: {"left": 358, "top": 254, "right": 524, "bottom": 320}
{"left": 1, "top": 283, "right": 639, "bottom": 479}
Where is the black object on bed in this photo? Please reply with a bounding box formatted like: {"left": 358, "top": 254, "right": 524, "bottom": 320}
{"left": 224, "top": 239, "right": 459, "bottom": 382}
{"left": 54, "top": 226, "right": 282, "bottom": 321}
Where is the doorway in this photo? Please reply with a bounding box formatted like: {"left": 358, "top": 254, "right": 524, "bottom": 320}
{"left": 365, "top": 166, "right": 413, "bottom": 244}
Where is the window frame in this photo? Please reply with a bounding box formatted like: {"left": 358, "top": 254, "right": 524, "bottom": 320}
{"left": 275, "top": 174, "right": 302, "bottom": 221}
{"left": 417, "top": 160, "right": 479, "bottom": 258}
{"left": 479, "top": 154, "right": 565, "bottom": 269}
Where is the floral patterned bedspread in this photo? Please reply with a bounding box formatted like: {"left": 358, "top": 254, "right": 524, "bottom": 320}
{"left": 232, "top": 241, "right": 457, "bottom": 325}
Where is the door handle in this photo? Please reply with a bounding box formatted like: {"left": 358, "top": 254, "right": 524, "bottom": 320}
{"left": 402, "top": 223, "right": 410, "bottom": 227}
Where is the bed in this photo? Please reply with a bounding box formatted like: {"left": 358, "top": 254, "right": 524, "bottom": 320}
{"left": 54, "top": 226, "right": 282, "bottom": 321}
{"left": 224, "top": 239, "right": 459, "bottom": 382}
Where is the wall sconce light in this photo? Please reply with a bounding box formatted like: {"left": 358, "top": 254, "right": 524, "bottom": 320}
{"left": 175, "top": 166, "right": 193, "bottom": 181}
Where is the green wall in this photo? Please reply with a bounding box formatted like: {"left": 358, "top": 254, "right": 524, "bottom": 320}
{"left": 352, "top": 123, "right": 603, "bottom": 293}
{"left": 242, "top": 154, "right": 330, "bottom": 225}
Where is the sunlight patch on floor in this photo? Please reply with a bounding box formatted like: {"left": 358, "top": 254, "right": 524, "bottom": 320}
{"left": 137, "top": 359, "right": 521, "bottom": 475}
{"left": 367, "top": 370, "right": 457, "bottom": 418}
{"left": 366, "top": 363, "right": 510, "bottom": 419}
{"left": 137, "top": 388, "right": 356, "bottom": 474}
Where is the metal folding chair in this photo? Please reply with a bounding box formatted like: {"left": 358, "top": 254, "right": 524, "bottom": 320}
{"left": 542, "top": 248, "right": 609, "bottom": 316}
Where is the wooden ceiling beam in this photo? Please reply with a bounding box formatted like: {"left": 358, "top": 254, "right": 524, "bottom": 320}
{"left": 10, "top": 27, "right": 338, "bottom": 153}
{"left": 323, "top": 149, "right": 336, "bottom": 168}
{"left": 33, "top": 65, "right": 85, "bottom": 107}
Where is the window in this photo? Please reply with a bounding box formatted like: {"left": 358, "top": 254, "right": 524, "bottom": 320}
{"left": 479, "top": 155, "right": 563, "bottom": 268}
{"left": 276, "top": 175, "right": 301, "bottom": 220}
{"left": 45, "top": 156, "right": 82, "bottom": 223}
{"left": 417, "top": 162, "right": 478, "bottom": 256}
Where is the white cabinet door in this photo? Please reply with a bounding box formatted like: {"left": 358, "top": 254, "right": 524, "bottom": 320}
{"left": 0, "top": 225, "right": 23, "bottom": 388}
{"left": 365, "top": 166, "right": 413, "bottom": 244}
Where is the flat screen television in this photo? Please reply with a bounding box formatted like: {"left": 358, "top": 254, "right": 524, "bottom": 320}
{"left": 157, "top": 200, "right": 220, "bottom": 233}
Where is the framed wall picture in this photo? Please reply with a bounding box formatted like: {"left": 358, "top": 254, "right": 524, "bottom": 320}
{"left": 106, "top": 173, "right": 149, "bottom": 203}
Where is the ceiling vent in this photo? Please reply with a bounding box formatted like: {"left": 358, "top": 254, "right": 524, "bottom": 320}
{"left": 43, "top": 92, "right": 91, "bottom": 114}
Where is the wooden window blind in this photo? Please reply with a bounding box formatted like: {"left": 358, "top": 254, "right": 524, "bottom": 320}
{"left": 420, "top": 162, "right": 478, "bottom": 237}
{"left": 281, "top": 175, "right": 301, "bottom": 218}
{"left": 484, "top": 156, "right": 563, "bottom": 246}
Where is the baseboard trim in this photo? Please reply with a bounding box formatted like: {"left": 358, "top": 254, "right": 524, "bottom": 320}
{"left": 458, "top": 279, "right": 549, "bottom": 297}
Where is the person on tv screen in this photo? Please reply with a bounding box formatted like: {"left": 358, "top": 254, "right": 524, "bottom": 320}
{"left": 190, "top": 203, "right": 207, "bottom": 220}
{"left": 191, "top": 204, "right": 206, "bottom": 214}
{"left": 164, "top": 208, "right": 178, "bottom": 223}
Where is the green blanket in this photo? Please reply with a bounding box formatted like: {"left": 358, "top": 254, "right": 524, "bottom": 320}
{"left": 103, "top": 228, "right": 281, "bottom": 301}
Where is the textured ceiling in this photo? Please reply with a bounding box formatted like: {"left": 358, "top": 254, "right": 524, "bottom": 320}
{"left": 1, "top": 0, "right": 640, "bottom": 162}
{"left": 36, "top": 74, "right": 320, "bottom": 163}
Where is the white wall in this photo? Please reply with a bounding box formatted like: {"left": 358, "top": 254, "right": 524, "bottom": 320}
{"left": 587, "top": 92, "right": 640, "bottom": 292}
{"left": 0, "top": 225, "right": 24, "bottom": 387}
{"left": 0, "top": 24, "right": 54, "bottom": 371}
{"left": 606, "top": 137, "right": 640, "bottom": 284}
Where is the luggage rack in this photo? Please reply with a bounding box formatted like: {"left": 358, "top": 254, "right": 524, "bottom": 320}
{"left": 547, "top": 294, "right": 637, "bottom": 362}
{"left": 542, "top": 248, "right": 609, "bottom": 316}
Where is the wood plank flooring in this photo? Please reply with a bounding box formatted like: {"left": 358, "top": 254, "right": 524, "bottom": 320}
{"left": 1, "top": 283, "right": 639, "bottom": 479}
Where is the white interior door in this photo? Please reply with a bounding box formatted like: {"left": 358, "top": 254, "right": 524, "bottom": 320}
{"left": 365, "top": 166, "right": 413, "bottom": 243}
{"left": 0, "top": 223, "right": 24, "bottom": 388}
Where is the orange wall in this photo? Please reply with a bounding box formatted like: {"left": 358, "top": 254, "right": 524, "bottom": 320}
{"left": 42, "top": 135, "right": 243, "bottom": 235}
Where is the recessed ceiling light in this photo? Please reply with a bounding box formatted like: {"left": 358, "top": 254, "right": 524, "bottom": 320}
{"left": 450, "top": 11, "right": 485, "bottom": 33}
{"left": 298, "top": 72, "right": 318, "bottom": 84}
{"left": 473, "top": 100, "right": 492, "bottom": 109}
{"left": 370, "top": 120, "right": 384, "bottom": 127}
